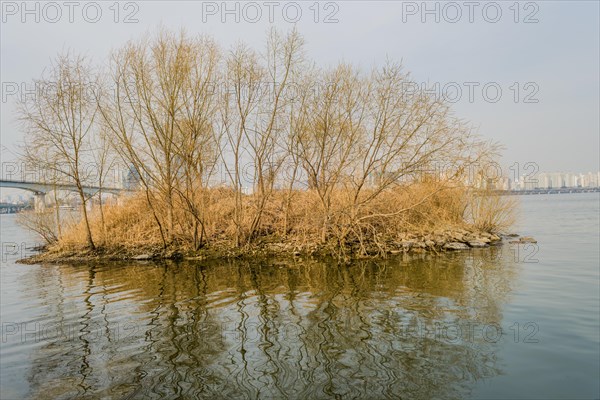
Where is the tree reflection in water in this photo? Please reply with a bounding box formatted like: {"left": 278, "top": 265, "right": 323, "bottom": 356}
{"left": 25, "top": 247, "right": 516, "bottom": 399}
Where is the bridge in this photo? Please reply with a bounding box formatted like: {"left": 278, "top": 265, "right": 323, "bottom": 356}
{"left": 0, "top": 179, "right": 129, "bottom": 211}
{"left": 0, "top": 180, "right": 125, "bottom": 196}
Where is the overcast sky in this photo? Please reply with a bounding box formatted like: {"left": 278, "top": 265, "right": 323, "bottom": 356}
{"left": 1, "top": 0, "right": 599, "bottom": 176}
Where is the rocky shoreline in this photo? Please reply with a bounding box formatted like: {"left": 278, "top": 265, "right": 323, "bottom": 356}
{"left": 17, "top": 229, "right": 534, "bottom": 265}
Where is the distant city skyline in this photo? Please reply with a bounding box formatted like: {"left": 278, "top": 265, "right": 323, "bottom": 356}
{"left": 506, "top": 170, "right": 600, "bottom": 191}
{"left": 2, "top": 169, "right": 600, "bottom": 203}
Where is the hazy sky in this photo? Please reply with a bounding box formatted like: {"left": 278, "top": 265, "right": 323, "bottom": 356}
{"left": 1, "top": 0, "right": 599, "bottom": 176}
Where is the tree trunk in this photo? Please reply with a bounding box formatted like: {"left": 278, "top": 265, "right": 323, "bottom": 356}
{"left": 79, "top": 192, "right": 95, "bottom": 250}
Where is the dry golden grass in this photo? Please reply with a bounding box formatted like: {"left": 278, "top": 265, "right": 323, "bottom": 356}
{"left": 43, "top": 178, "right": 515, "bottom": 259}
{"left": 59, "top": 194, "right": 165, "bottom": 250}
{"left": 467, "top": 189, "right": 519, "bottom": 233}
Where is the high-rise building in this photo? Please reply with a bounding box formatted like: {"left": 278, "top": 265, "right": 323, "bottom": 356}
{"left": 526, "top": 171, "right": 600, "bottom": 190}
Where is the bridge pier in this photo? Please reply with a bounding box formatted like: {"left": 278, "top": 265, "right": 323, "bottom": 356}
{"left": 34, "top": 193, "right": 46, "bottom": 213}
{"left": 86, "top": 198, "right": 94, "bottom": 213}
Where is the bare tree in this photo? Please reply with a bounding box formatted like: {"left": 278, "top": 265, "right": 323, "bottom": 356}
{"left": 218, "top": 42, "right": 264, "bottom": 246}
{"left": 293, "top": 64, "right": 368, "bottom": 242}
{"left": 291, "top": 60, "right": 497, "bottom": 250}
{"left": 90, "top": 129, "right": 118, "bottom": 240}
{"left": 19, "top": 53, "right": 99, "bottom": 249}
{"left": 347, "top": 62, "right": 477, "bottom": 216}
{"left": 100, "top": 29, "right": 220, "bottom": 247}
{"left": 245, "top": 28, "right": 304, "bottom": 241}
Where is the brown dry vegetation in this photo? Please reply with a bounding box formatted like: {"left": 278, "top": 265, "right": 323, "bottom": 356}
{"left": 39, "top": 180, "right": 516, "bottom": 261}
{"left": 17, "top": 28, "right": 517, "bottom": 262}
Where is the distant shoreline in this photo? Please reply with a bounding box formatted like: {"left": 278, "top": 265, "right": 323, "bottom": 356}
{"left": 497, "top": 187, "right": 600, "bottom": 195}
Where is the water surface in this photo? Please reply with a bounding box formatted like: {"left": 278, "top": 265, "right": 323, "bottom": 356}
{"left": 1, "top": 193, "right": 598, "bottom": 399}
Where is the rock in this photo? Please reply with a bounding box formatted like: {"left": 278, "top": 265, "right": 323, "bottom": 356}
{"left": 509, "top": 236, "right": 537, "bottom": 244}
{"left": 450, "top": 231, "right": 465, "bottom": 241}
{"left": 434, "top": 237, "right": 447, "bottom": 246}
{"left": 468, "top": 241, "right": 489, "bottom": 248}
{"left": 519, "top": 236, "right": 538, "bottom": 244}
{"left": 132, "top": 254, "right": 153, "bottom": 260}
{"left": 413, "top": 241, "right": 427, "bottom": 249}
{"left": 476, "top": 237, "right": 491, "bottom": 243}
{"left": 490, "top": 234, "right": 501, "bottom": 242}
{"left": 443, "top": 242, "right": 470, "bottom": 250}
{"left": 400, "top": 240, "right": 414, "bottom": 249}
{"left": 425, "top": 240, "right": 435, "bottom": 247}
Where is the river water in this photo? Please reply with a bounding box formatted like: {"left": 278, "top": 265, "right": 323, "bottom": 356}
{"left": 0, "top": 193, "right": 598, "bottom": 399}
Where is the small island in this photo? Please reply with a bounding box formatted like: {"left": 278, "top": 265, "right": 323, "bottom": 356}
{"left": 16, "top": 29, "right": 515, "bottom": 264}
